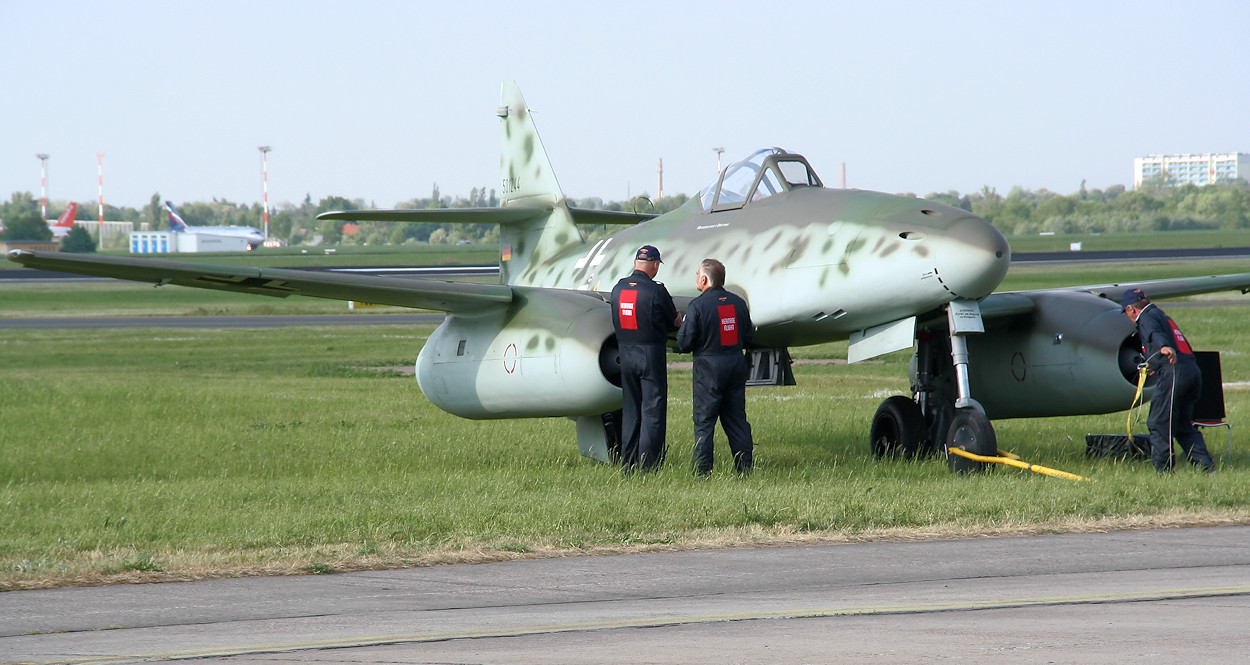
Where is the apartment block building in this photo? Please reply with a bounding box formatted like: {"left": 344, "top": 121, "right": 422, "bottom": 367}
{"left": 1134, "top": 152, "right": 1250, "bottom": 188}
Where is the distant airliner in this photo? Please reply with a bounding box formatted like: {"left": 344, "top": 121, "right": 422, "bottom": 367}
{"left": 166, "top": 201, "right": 265, "bottom": 250}
{"left": 48, "top": 202, "right": 78, "bottom": 239}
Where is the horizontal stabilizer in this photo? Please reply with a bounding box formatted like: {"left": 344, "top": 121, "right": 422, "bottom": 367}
{"left": 317, "top": 207, "right": 653, "bottom": 226}
{"left": 566, "top": 208, "right": 657, "bottom": 225}
{"left": 7, "top": 250, "right": 513, "bottom": 314}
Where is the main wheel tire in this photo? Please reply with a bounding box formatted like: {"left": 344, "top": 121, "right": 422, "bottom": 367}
{"left": 870, "top": 396, "right": 925, "bottom": 459}
{"left": 946, "top": 410, "right": 998, "bottom": 473}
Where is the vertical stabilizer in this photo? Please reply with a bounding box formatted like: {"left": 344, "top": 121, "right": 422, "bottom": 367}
{"left": 496, "top": 81, "right": 584, "bottom": 286}
{"left": 48, "top": 202, "right": 79, "bottom": 238}
{"left": 165, "top": 201, "right": 190, "bottom": 232}
{"left": 50, "top": 202, "right": 78, "bottom": 231}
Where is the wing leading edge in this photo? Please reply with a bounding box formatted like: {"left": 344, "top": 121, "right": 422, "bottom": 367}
{"left": 7, "top": 250, "right": 513, "bottom": 314}
{"left": 1056, "top": 272, "right": 1250, "bottom": 303}
{"left": 980, "top": 271, "right": 1250, "bottom": 321}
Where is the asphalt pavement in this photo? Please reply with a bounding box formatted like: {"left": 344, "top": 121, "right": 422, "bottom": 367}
{"left": 3, "top": 526, "right": 1249, "bottom": 664}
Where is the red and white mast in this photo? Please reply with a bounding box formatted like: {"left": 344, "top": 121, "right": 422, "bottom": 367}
{"left": 96, "top": 153, "right": 105, "bottom": 231}
{"left": 36, "top": 154, "right": 49, "bottom": 220}
{"left": 259, "top": 145, "right": 272, "bottom": 241}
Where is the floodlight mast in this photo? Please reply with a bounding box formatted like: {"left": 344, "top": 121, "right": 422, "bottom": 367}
{"left": 36, "top": 154, "right": 49, "bottom": 220}
{"left": 657, "top": 158, "right": 663, "bottom": 200}
{"left": 259, "top": 146, "right": 272, "bottom": 241}
{"left": 713, "top": 147, "right": 725, "bottom": 174}
{"left": 96, "top": 154, "right": 105, "bottom": 233}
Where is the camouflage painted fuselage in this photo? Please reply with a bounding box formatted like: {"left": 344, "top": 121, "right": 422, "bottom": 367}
{"left": 510, "top": 189, "right": 1009, "bottom": 349}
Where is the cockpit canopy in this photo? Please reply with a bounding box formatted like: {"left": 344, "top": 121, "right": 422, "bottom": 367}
{"left": 698, "top": 148, "right": 823, "bottom": 212}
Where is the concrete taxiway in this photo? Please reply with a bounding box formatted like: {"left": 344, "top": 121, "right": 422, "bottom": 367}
{"left": 2, "top": 526, "right": 1248, "bottom": 664}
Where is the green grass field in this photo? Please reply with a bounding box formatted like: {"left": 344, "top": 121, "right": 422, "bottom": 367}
{"left": 2, "top": 259, "right": 1249, "bottom": 590}
{"left": 1004, "top": 228, "right": 1250, "bottom": 253}
{"left": 998, "top": 259, "right": 1250, "bottom": 292}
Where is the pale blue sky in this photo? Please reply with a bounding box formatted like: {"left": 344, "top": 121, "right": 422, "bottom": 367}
{"left": 2, "top": 0, "right": 1246, "bottom": 210}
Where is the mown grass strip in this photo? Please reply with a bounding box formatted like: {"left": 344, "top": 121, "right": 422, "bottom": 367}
{"left": 2, "top": 300, "right": 1248, "bottom": 589}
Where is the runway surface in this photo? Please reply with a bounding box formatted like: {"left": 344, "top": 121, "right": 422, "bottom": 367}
{"left": 3, "top": 526, "right": 1248, "bottom": 664}
{"left": 1010, "top": 246, "right": 1250, "bottom": 263}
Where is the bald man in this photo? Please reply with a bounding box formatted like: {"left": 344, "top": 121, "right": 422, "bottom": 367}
{"left": 677, "top": 258, "right": 754, "bottom": 475}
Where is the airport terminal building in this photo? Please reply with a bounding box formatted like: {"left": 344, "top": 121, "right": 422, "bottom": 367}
{"left": 1134, "top": 152, "right": 1250, "bottom": 188}
{"left": 130, "top": 231, "right": 251, "bottom": 253}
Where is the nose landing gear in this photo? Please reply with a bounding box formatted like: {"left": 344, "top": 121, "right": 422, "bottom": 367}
{"left": 870, "top": 301, "right": 997, "bottom": 473}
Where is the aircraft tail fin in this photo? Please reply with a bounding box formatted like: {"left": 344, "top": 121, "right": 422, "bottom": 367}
{"left": 51, "top": 202, "right": 78, "bottom": 229}
{"left": 165, "top": 201, "right": 189, "bottom": 232}
{"left": 496, "top": 81, "right": 585, "bottom": 286}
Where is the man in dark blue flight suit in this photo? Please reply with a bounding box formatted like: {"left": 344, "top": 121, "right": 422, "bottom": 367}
{"left": 1121, "top": 288, "right": 1215, "bottom": 473}
{"left": 610, "top": 245, "right": 681, "bottom": 472}
{"left": 677, "top": 258, "right": 754, "bottom": 475}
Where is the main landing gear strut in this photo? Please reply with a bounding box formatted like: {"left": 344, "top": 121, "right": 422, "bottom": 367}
{"left": 869, "top": 304, "right": 997, "bottom": 473}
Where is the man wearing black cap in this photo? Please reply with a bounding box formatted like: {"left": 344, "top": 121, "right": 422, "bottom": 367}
{"left": 1121, "top": 288, "right": 1214, "bottom": 473}
{"left": 610, "top": 245, "right": 681, "bottom": 471}
{"left": 677, "top": 258, "right": 754, "bottom": 475}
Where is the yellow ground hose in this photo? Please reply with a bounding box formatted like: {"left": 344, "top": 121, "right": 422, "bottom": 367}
{"left": 1128, "top": 364, "right": 1150, "bottom": 439}
{"left": 946, "top": 447, "right": 1092, "bottom": 482}
{"left": 945, "top": 362, "right": 1151, "bottom": 483}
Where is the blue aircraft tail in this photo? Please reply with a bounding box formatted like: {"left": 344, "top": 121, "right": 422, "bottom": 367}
{"left": 165, "top": 201, "right": 190, "bottom": 232}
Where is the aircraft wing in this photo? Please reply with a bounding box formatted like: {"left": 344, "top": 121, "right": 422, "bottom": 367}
{"left": 317, "top": 207, "right": 655, "bottom": 225}
{"left": 980, "top": 271, "right": 1250, "bottom": 320}
{"left": 6, "top": 250, "right": 513, "bottom": 314}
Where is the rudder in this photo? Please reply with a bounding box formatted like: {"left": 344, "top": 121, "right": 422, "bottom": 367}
{"left": 496, "top": 82, "right": 584, "bottom": 286}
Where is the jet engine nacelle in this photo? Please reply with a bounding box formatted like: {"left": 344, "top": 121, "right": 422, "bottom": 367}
{"left": 416, "top": 288, "right": 622, "bottom": 419}
{"left": 963, "top": 291, "right": 1147, "bottom": 419}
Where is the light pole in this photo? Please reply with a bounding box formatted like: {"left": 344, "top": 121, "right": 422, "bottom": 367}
{"left": 258, "top": 146, "right": 272, "bottom": 241}
{"left": 657, "top": 157, "right": 663, "bottom": 200}
{"left": 36, "top": 154, "right": 49, "bottom": 220}
{"left": 713, "top": 147, "right": 725, "bottom": 173}
{"left": 96, "top": 154, "right": 105, "bottom": 235}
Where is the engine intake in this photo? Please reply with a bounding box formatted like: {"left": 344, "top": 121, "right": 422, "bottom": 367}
{"left": 416, "top": 290, "right": 622, "bottom": 419}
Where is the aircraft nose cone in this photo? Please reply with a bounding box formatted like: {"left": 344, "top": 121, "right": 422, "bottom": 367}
{"left": 937, "top": 216, "right": 1010, "bottom": 299}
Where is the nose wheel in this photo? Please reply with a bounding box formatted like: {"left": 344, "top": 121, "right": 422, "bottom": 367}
{"left": 945, "top": 409, "right": 997, "bottom": 473}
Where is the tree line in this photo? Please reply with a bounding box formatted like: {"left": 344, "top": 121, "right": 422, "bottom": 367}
{"left": 4, "top": 178, "right": 1250, "bottom": 250}
{"left": 920, "top": 179, "right": 1250, "bottom": 235}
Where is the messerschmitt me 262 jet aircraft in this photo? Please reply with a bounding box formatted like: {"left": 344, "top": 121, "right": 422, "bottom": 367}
{"left": 12, "top": 82, "right": 1250, "bottom": 472}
